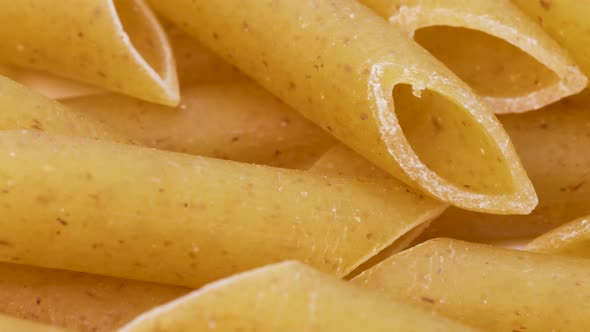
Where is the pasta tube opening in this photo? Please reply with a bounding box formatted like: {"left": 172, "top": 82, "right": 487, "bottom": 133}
{"left": 0, "top": 0, "right": 179, "bottom": 105}
{"left": 360, "top": 0, "right": 587, "bottom": 113}
{"left": 414, "top": 26, "right": 559, "bottom": 99}
{"left": 113, "top": 0, "right": 169, "bottom": 82}
{"left": 392, "top": 83, "right": 514, "bottom": 195}
{"left": 110, "top": 0, "right": 177, "bottom": 102}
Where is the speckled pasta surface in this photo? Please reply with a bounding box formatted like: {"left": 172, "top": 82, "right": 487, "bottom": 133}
{"left": 353, "top": 238, "right": 590, "bottom": 332}
{"left": 514, "top": 0, "right": 590, "bottom": 78}
{"left": 120, "top": 262, "right": 479, "bottom": 332}
{"left": 148, "top": 0, "right": 536, "bottom": 214}
{"left": 0, "top": 0, "right": 179, "bottom": 105}
{"left": 0, "top": 75, "right": 126, "bottom": 143}
{"left": 0, "top": 131, "right": 444, "bottom": 288}
{"left": 64, "top": 83, "right": 335, "bottom": 169}
{"left": 0, "top": 263, "right": 187, "bottom": 332}
{"left": 360, "top": 0, "right": 587, "bottom": 113}
{"left": 416, "top": 92, "right": 590, "bottom": 242}
{"left": 527, "top": 215, "right": 590, "bottom": 258}
{"left": 0, "top": 313, "right": 69, "bottom": 332}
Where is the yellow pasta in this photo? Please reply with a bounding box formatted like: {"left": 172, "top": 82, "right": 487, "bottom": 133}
{"left": 309, "top": 144, "right": 392, "bottom": 179}
{"left": 527, "top": 215, "right": 590, "bottom": 258}
{"left": 0, "top": 263, "right": 186, "bottom": 332}
{"left": 0, "top": 75, "right": 127, "bottom": 143}
{"left": 0, "top": 314, "right": 68, "bottom": 332}
{"left": 0, "top": 130, "right": 444, "bottom": 288}
{"left": 353, "top": 238, "right": 590, "bottom": 332}
{"left": 0, "top": 66, "right": 103, "bottom": 100}
{"left": 166, "top": 26, "right": 247, "bottom": 86}
{"left": 514, "top": 0, "right": 590, "bottom": 77}
{"left": 64, "top": 83, "right": 335, "bottom": 168}
{"left": 360, "top": 0, "right": 587, "bottom": 113}
{"left": 417, "top": 92, "right": 590, "bottom": 242}
{"left": 149, "top": 0, "right": 536, "bottom": 214}
{"left": 0, "top": 0, "right": 178, "bottom": 105}
{"left": 309, "top": 144, "right": 444, "bottom": 277}
{"left": 120, "top": 261, "right": 478, "bottom": 332}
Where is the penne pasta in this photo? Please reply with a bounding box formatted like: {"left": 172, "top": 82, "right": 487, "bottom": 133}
{"left": 353, "top": 238, "right": 590, "bottom": 332}
{"left": 0, "top": 263, "right": 187, "bottom": 332}
{"left": 416, "top": 92, "right": 590, "bottom": 242}
{"left": 514, "top": 0, "right": 590, "bottom": 78}
{"left": 0, "top": 0, "right": 178, "bottom": 105}
{"left": 149, "top": 0, "right": 536, "bottom": 214}
{"left": 526, "top": 215, "right": 590, "bottom": 258}
{"left": 64, "top": 83, "right": 335, "bottom": 168}
{"left": 0, "top": 67, "right": 103, "bottom": 100}
{"left": 360, "top": 0, "right": 587, "bottom": 113}
{"left": 0, "top": 130, "right": 445, "bottom": 288}
{"left": 0, "top": 314, "right": 68, "bottom": 332}
{"left": 309, "top": 144, "right": 445, "bottom": 277}
{"left": 166, "top": 26, "right": 247, "bottom": 86}
{"left": 0, "top": 75, "right": 127, "bottom": 143}
{"left": 309, "top": 144, "right": 392, "bottom": 179}
{"left": 119, "top": 261, "right": 479, "bottom": 332}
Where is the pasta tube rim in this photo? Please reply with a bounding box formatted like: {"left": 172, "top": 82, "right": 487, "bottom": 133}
{"left": 378, "top": 0, "right": 587, "bottom": 113}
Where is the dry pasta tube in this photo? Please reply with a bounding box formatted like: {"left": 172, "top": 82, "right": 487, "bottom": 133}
{"left": 309, "top": 144, "right": 392, "bottom": 179}
{"left": 0, "top": 66, "right": 103, "bottom": 100}
{"left": 0, "top": 314, "right": 68, "bottom": 332}
{"left": 120, "top": 261, "right": 478, "bottom": 332}
{"left": 165, "top": 26, "right": 247, "bottom": 86}
{"left": 64, "top": 82, "right": 335, "bottom": 169}
{"left": 149, "top": 0, "right": 536, "bottom": 214}
{"left": 526, "top": 215, "right": 590, "bottom": 258}
{"left": 360, "top": 0, "right": 587, "bottom": 113}
{"left": 353, "top": 238, "right": 590, "bottom": 332}
{"left": 0, "top": 130, "right": 445, "bottom": 288}
{"left": 514, "top": 0, "right": 590, "bottom": 78}
{"left": 416, "top": 92, "right": 590, "bottom": 242}
{"left": 0, "top": 75, "right": 127, "bottom": 143}
{"left": 0, "top": 0, "right": 178, "bottom": 105}
{"left": 0, "top": 263, "right": 187, "bottom": 332}
{"left": 309, "top": 144, "right": 446, "bottom": 278}
{"left": 0, "top": 25, "right": 242, "bottom": 99}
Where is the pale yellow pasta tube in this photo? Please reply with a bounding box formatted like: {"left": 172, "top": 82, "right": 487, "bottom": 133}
{"left": 0, "top": 66, "right": 103, "bottom": 100}
{"left": 360, "top": 0, "right": 587, "bottom": 113}
{"left": 309, "top": 144, "right": 445, "bottom": 278}
{"left": 353, "top": 238, "right": 590, "bottom": 332}
{"left": 166, "top": 27, "right": 247, "bottom": 86}
{"left": 417, "top": 92, "right": 590, "bottom": 242}
{"left": 0, "top": 0, "right": 178, "bottom": 105}
{"left": 0, "top": 314, "right": 68, "bottom": 332}
{"left": 0, "top": 263, "right": 187, "bottom": 332}
{"left": 0, "top": 26, "right": 242, "bottom": 99}
{"left": 0, "top": 130, "right": 445, "bottom": 288}
{"left": 526, "top": 215, "right": 590, "bottom": 258}
{"left": 514, "top": 0, "right": 590, "bottom": 78}
{"left": 64, "top": 83, "right": 335, "bottom": 168}
{"left": 120, "top": 261, "right": 478, "bottom": 332}
{"left": 0, "top": 75, "right": 127, "bottom": 143}
{"left": 149, "top": 0, "right": 536, "bottom": 214}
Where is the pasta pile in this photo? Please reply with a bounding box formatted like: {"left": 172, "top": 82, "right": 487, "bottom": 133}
{"left": 0, "top": 0, "right": 589, "bottom": 331}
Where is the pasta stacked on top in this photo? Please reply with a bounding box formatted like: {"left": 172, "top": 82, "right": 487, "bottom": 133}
{"left": 0, "top": 0, "right": 589, "bottom": 331}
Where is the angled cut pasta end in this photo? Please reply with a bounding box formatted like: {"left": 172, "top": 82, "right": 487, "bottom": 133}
{"left": 110, "top": 0, "right": 179, "bottom": 105}
{"left": 373, "top": 0, "right": 587, "bottom": 113}
{"left": 0, "top": 0, "right": 179, "bottom": 106}
{"left": 370, "top": 61, "right": 537, "bottom": 214}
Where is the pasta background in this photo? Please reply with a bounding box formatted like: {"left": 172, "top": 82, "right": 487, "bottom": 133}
{"left": 0, "top": 0, "right": 589, "bottom": 330}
